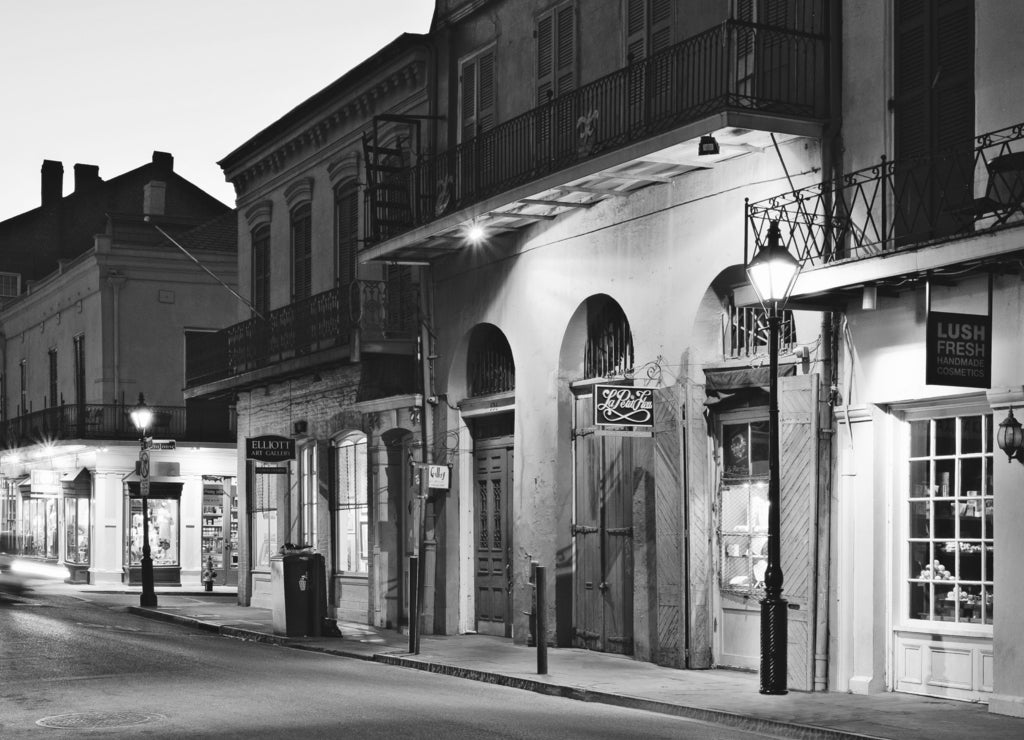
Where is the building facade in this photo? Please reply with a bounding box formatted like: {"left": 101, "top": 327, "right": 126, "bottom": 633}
{"left": 186, "top": 0, "right": 1024, "bottom": 717}
{"left": 0, "top": 152, "right": 239, "bottom": 586}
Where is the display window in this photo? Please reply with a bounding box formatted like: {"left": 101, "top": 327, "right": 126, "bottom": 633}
{"left": 334, "top": 434, "right": 368, "bottom": 574}
{"left": 22, "top": 496, "right": 58, "bottom": 559}
{"left": 250, "top": 464, "right": 278, "bottom": 569}
{"left": 64, "top": 497, "right": 90, "bottom": 564}
{"left": 127, "top": 498, "right": 179, "bottom": 566}
{"left": 905, "top": 410, "right": 994, "bottom": 627}
{"left": 718, "top": 419, "right": 770, "bottom": 594}
{"left": 299, "top": 444, "right": 318, "bottom": 549}
{"left": 202, "top": 487, "right": 225, "bottom": 567}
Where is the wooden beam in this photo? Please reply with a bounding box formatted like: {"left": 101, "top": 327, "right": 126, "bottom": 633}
{"left": 518, "top": 198, "right": 597, "bottom": 208}
{"left": 553, "top": 185, "right": 629, "bottom": 197}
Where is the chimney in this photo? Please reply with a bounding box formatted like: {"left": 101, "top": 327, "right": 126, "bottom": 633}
{"left": 41, "top": 160, "right": 63, "bottom": 205}
{"left": 143, "top": 180, "right": 166, "bottom": 216}
{"left": 73, "top": 163, "right": 101, "bottom": 192}
{"left": 152, "top": 151, "right": 174, "bottom": 172}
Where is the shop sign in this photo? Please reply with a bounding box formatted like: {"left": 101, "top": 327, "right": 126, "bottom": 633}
{"left": 594, "top": 385, "right": 654, "bottom": 432}
{"left": 427, "top": 464, "right": 451, "bottom": 490}
{"left": 255, "top": 466, "right": 288, "bottom": 475}
{"left": 926, "top": 311, "right": 991, "bottom": 388}
{"left": 30, "top": 469, "right": 61, "bottom": 494}
{"left": 246, "top": 435, "right": 296, "bottom": 462}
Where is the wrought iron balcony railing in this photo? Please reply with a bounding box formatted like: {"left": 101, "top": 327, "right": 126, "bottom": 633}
{"left": 185, "top": 279, "right": 420, "bottom": 388}
{"left": 747, "top": 121, "right": 1024, "bottom": 269}
{"left": 368, "top": 18, "right": 829, "bottom": 243}
{"left": 1, "top": 400, "right": 233, "bottom": 448}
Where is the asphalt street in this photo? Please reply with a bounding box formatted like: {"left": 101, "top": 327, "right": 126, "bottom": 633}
{"left": 0, "top": 586, "right": 767, "bottom": 739}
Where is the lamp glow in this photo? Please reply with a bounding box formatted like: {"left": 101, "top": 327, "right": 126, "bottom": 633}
{"left": 746, "top": 221, "right": 801, "bottom": 312}
{"left": 130, "top": 393, "right": 153, "bottom": 432}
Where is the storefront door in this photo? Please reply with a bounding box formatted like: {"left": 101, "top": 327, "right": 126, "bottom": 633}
{"left": 473, "top": 442, "right": 513, "bottom": 636}
{"left": 572, "top": 391, "right": 634, "bottom": 655}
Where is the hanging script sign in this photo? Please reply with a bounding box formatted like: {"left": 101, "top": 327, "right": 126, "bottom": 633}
{"left": 594, "top": 385, "right": 654, "bottom": 432}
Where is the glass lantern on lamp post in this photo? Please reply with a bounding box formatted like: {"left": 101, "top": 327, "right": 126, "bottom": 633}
{"left": 130, "top": 393, "right": 157, "bottom": 608}
{"left": 745, "top": 220, "right": 801, "bottom": 695}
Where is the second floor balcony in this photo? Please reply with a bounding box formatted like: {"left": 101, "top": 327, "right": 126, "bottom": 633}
{"left": 746, "top": 121, "right": 1024, "bottom": 303}
{"left": 363, "top": 17, "right": 830, "bottom": 263}
{"left": 2, "top": 399, "right": 234, "bottom": 449}
{"left": 184, "top": 278, "right": 420, "bottom": 395}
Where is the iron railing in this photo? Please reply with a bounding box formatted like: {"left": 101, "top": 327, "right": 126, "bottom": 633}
{"left": 747, "top": 121, "right": 1024, "bottom": 268}
{"left": 185, "top": 279, "right": 420, "bottom": 387}
{"left": 724, "top": 306, "right": 797, "bottom": 358}
{"left": 1, "top": 400, "right": 233, "bottom": 448}
{"left": 368, "top": 18, "right": 829, "bottom": 243}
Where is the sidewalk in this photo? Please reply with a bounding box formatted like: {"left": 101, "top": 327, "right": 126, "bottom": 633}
{"left": 99, "top": 588, "right": 1021, "bottom": 740}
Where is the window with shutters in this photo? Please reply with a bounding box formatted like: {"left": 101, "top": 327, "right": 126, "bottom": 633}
{"left": 459, "top": 46, "right": 496, "bottom": 143}
{"left": 291, "top": 203, "right": 313, "bottom": 302}
{"left": 335, "top": 182, "right": 359, "bottom": 290}
{"left": 48, "top": 348, "right": 58, "bottom": 408}
{"left": 893, "top": 0, "right": 974, "bottom": 243}
{"left": 624, "top": 0, "right": 672, "bottom": 64}
{"left": 251, "top": 225, "right": 270, "bottom": 318}
{"left": 73, "top": 334, "right": 85, "bottom": 407}
{"left": 537, "top": 2, "right": 576, "bottom": 104}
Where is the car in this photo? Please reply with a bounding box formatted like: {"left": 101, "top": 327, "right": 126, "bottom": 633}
{"left": 0, "top": 554, "right": 68, "bottom": 596}
{"left": 0, "top": 553, "right": 31, "bottom": 596}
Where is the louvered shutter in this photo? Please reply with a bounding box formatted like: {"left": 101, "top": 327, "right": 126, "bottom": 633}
{"left": 779, "top": 373, "right": 820, "bottom": 692}
{"left": 537, "top": 11, "right": 554, "bottom": 104}
{"left": 460, "top": 58, "right": 477, "bottom": 142}
{"left": 251, "top": 226, "right": 270, "bottom": 317}
{"left": 555, "top": 4, "right": 576, "bottom": 95}
{"left": 477, "top": 50, "right": 495, "bottom": 133}
{"left": 336, "top": 184, "right": 359, "bottom": 289}
{"left": 649, "top": 0, "right": 672, "bottom": 54}
{"left": 625, "top": 0, "right": 647, "bottom": 62}
{"left": 291, "top": 203, "right": 312, "bottom": 302}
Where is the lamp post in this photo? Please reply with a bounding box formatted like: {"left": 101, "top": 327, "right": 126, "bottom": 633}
{"left": 130, "top": 393, "right": 157, "bottom": 608}
{"left": 746, "top": 220, "right": 801, "bottom": 695}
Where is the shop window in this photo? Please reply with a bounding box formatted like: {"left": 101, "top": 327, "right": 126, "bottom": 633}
{"left": 22, "top": 497, "right": 57, "bottom": 559}
{"left": 128, "top": 498, "right": 179, "bottom": 566}
{"left": 907, "top": 412, "right": 994, "bottom": 626}
{"left": 299, "top": 444, "right": 318, "bottom": 549}
{"left": 64, "top": 497, "right": 89, "bottom": 564}
{"left": 718, "top": 418, "right": 770, "bottom": 594}
{"left": 251, "top": 467, "right": 278, "bottom": 569}
{"left": 334, "top": 435, "right": 368, "bottom": 574}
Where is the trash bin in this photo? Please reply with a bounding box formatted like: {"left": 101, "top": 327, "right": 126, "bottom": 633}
{"left": 270, "top": 549, "right": 326, "bottom": 637}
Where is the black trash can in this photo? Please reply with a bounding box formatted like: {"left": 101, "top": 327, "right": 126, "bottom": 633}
{"left": 270, "top": 550, "right": 326, "bottom": 637}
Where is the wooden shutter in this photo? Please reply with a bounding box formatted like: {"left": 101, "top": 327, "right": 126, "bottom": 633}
{"left": 649, "top": 0, "right": 672, "bottom": 54}
{"left": 555, "top": 4, "right": 576, "bottom": 95}
{"left": 251, "top": 226, "right": 270, "bottom": 317}
{"left": 477, "top": 50, "right": 495, "bottom": 133}
{"left": 625, "top": 0, "right": 647, "bottom": 62}
{"left": 291, "top": 204, "right": 312, "bottom": 301}
{"left": 778, "top": 373, "right": 820, "bottom": 692}
{"left": 537, "top": 11, "right": 554, "bottom": 104}
{"left": 336, "top": 184, "right": 359, "bottom": 289}
{"left": 460, "top": 57, "right": 477, "bottom": 142}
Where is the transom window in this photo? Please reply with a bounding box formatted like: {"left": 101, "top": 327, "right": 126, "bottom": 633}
{"left": 907, "top": 412, "right": 994, "bottom": 626}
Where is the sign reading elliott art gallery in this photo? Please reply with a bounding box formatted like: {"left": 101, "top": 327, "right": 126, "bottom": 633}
{"left": 594, "top": 384, "right": 654, "bottom": 433}
{"left": 926, "top": 311, "right": 992, "bottom": 389}
{"left": 246, "top": 435, "right": 296, "bottom": 462}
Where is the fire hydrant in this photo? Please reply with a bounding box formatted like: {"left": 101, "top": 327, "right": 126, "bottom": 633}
{"left": 202, "top": 555, "right": 215, "bottom": 592}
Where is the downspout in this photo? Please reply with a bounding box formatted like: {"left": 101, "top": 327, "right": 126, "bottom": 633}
{"left": 106, "top": 271, "right": 126, "bottom": 405}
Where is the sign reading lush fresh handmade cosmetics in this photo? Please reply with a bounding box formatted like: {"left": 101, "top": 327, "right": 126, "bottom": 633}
{"left": 926, "top": 311, "right": 991, "bottom": 388}
{"left": 245, "top": 435, "right": 296, "bottom": 462}
{"left": 594, "top": 384, "right": 654, "bottom": 431}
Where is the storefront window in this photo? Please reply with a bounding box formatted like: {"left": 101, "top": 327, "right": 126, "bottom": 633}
{"left": 22, "top": 497, "right": 57, "bottom": 559}
{"left": 334, "top": 435, "right": 368, "bottom": 574}
{"left": 299, "top": 444, "right": 318, "bottom": 549}
{"left": 251, "top": 468, "right": 277, "bottom": 569}
{"left": 719, "top": 420, "right": 770, "bottom": 594}
{"left": 128, "top": 498, "right": 179, "bottom": 566}
{"left": 64, "top": 497, "right": 90, "bottom": 564}
{"left": 907, "top": 413, "right": 994, "bottom": 625}
{"left": 1, "top": 480, "right": 17, "bottom": 552}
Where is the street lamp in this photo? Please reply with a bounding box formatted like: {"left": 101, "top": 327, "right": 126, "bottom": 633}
{"left": 130, "top": 393, "right": 157, "bottom": 608}
{"left": 746, "top": 220, "right": 801, "bottom": 695}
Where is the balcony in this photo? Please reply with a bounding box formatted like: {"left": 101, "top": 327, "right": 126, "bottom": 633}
{"left": 746, "top": 121, "right": 1024, "bottom": 302}
{"left": 1, "top": 400, "right": 234, "bottom": 449}
{"left": 363, "top": 17, "right": 830, "bottom": 262}
{"left": 184, "top": 279, "right": 420, "bottom": 393}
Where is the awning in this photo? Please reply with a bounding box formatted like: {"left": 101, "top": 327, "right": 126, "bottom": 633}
{"left": 122, "top": 471, "right": 184, "bottom": 499}
{"left": 703, "top": 364, "right": 797, "bottom": 407}
{"left": 61, "top": 467, "right": 92, "bottom": 496}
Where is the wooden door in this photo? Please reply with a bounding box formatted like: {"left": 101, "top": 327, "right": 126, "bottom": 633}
{"left": 474, "top": 446, "right": 512, "bottom": 636}
{"left": 573, "top": 393, "right": 634, "bottom": 654}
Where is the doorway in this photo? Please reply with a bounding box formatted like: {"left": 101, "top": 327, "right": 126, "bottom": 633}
{"left": 473, "top": 440, "right": 513, "bottom": 636}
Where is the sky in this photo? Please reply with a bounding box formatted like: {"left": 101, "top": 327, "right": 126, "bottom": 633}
{"left": 0, "top": 1, "right": 435, "bottom": 222}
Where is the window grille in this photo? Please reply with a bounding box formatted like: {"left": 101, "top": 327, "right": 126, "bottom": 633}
{"left": 0, "top": 271, "right": 20, "bottom": 299}
{"left": 468, "top": 325, "right": 515, "bottom": 397}
{"left": 724, "top": 305, "right": 796, "bottom": 358}
{"left": 584, "top": 298, "right": 634, "bottom": 379}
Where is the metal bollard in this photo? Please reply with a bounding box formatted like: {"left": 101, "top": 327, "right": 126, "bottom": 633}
{"left": 535, "top": 565, "right": 547, "bottom": 675}
{"left": 409, "top": 555, "right": 419, "bottom": 654}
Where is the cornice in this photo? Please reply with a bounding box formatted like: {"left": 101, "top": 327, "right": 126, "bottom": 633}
{"left": 231, "top": 59, "right": 426, "bottom": 197}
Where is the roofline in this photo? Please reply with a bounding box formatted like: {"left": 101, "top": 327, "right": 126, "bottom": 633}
{"left": 218, "top": 32, "right": 431, "bottom": 171}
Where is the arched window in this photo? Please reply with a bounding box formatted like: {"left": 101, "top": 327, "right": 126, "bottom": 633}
{"left": 584, "top": 296, "right": 634, "bottom": 379}
{"left": 468, "top": 325, "right": 515, "bottom": 397}
{"left": 334, "top": 435, "right": 368, "bottom": 574}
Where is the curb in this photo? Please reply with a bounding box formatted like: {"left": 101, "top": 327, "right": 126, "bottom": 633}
{"left": 128, "top": 608, "right": 888, "bottom": 740}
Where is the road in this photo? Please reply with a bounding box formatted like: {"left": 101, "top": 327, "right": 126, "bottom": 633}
{"left": 0, "top": 585, "right": 768, "bottom": 739}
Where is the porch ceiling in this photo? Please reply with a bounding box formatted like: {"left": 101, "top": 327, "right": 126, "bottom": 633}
{"left": 360, "top": 112, "right": 814, "bottom": 265}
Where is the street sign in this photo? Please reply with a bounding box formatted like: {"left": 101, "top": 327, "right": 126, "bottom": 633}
{"left": 140, "top": 478, "right": 150, "bottom": 498}
{"left": 139, "top": 450, "right": 150, "bottom": 480}
{"left": 144, "top": 439, "right": 177, "bottom": 451}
